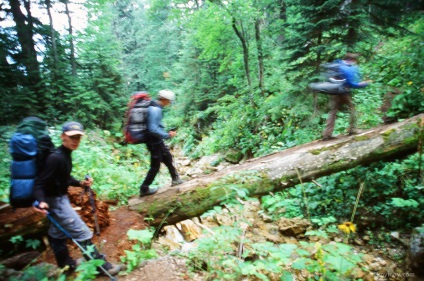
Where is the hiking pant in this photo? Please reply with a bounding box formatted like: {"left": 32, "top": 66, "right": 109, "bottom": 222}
{"left": 323, "top": 94, "right": 357, "bottom": 138}
{"left": 49, "top": 237, "right": 113, "bottom": 270}
{"left": 45, "top": 195, "right": 92, "bottom": 241}
{"left": 48, "top": 236, "right": 76, "bottom": 269}
{"left": 140, "top": 141, "right": 178, "bottom": 192}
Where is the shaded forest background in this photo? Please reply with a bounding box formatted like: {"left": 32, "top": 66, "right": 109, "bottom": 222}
{"left": 1, "top": 0, "right": 423, "bottom": 159}
{"left": 1, "top": 0, "right": 424, "bottom": 230}
{"left": 1, "top": 3, "right": 424, "bottom": 278}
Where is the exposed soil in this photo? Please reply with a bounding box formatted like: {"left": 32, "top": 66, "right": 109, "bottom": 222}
{"left": 42, "top": 205, "right": 197, "bottom": 281}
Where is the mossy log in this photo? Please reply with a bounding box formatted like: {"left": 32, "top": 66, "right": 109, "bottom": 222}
{"left": 128, "top": 114, "right": 424, "bottom": 226}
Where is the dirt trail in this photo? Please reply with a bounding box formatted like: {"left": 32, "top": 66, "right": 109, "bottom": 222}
{"left": 51, "top": 207, "right": 193, "bottom": 281}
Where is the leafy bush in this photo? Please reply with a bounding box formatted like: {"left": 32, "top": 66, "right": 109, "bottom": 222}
{"left": 279, "top": 154, "right": 424, "bottom": 230}
{"left": 185, "top": 222, "right": 365, "bottom": 280}
{"left": 120, "top": 228, "right": 158, "bottom": 272}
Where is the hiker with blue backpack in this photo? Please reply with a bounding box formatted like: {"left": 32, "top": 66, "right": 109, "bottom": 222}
{"left": 320, "top": 53, "right": 372, "bottom": 140}
{"left": 32, "top": 121, "right": 122, "bottom": 276}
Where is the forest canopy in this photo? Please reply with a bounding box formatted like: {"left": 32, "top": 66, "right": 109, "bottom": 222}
{"left": 0, "top": 0, "right": 423, "bottom": 158}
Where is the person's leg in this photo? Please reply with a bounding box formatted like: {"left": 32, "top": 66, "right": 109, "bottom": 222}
{"left": 346, "top": 95, "right": 358, "bottom": 134}
{"left": 140, "top": 143, "right": 161, "bottom": 194}
{"left": 323, "top": 96, "right": 341, "bottom": 139}
{"left": 46, "top": 196, "right": 121, "bottom": 275}
{"left": 160, "top": 143, "right": 180, "bottom": 180}
{"left": 48, "top": 236, "right": 76, "bottom": 270}
{"left": 161, "top": 143, "right": 184, "bottom": 186}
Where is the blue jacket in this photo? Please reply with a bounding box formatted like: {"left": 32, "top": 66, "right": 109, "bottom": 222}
{"left": 337, "top": 59, "right": 369, "bottom": 89}
{"left": 147, "top": 101, "right": 171, "bottom": 144}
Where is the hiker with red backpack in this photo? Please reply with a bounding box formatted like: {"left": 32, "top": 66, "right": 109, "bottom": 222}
{"left": 125, "top": 90, "right": 184, "bottom": 197}
{"left": 32, "top": 121, "right": 122, "bottom": 276}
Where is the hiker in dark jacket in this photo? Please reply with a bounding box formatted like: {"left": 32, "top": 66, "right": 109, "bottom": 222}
{"left": 139, "top": 90, "right": 184, "bottom": 197}
{"left": 33, "top": 121, "right": 122, "bottom": 275}
{"left": 322, "top": 53, "right": 372, "bottom": 140}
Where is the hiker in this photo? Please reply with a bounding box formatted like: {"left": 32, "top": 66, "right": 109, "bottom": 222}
{"left": 32, "top": 121, "right": 122, "bottom": 275}
{"left": 322, "top": 53, "right": 372, "bottom": 140}
{"left": 139, "top": 90, "right": 184, "bottom": 197}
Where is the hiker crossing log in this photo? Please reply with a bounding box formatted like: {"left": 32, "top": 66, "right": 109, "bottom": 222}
{"left": 128, "top": 114, "right": 424, "bottom": 226}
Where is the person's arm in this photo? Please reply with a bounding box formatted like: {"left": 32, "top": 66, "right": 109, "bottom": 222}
{"left": 147, "top": 106, "right": 171, "bottom": 139}
{"left": 341, "top": 65, "right": 370, "bottom": 88}
{"left": 68, "top": 176, "right": 81, "bottom": 187}
{"left": 71, "top": 176, "right": 93, "bottom": 188}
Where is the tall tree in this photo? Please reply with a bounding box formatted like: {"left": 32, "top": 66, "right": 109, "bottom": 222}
{"left": 8, "top": 0, "right": 42, "bottom": 96}
{"left": 61, "top": 0, "right": 77, "bottom": 76}
{"left": 44, "top": 0, "right": 58, "bottom": 68}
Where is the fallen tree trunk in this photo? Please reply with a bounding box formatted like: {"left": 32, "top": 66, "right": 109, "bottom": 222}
{"left": 128, "top": 114, "right": 424, "bottom": 226}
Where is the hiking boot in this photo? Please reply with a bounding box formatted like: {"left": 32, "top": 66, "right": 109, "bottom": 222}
{"left": 322, "top": 136, "right": 336, "bottom": 141}
{"left": 171, "top": 177, "right": 185, "bottom": 186}
{"left": 76, "top": 258, "right": 85, "bottom": 267}
{"left": 139, "top": 187, "right": 158, "bottom": 197}
{"left": 100, "top": 262, "right": 123, "bottom": 276}
{"left": 348, "top": 129, "right": 359, "bottom": 135}
{"left": 62, "top": 260, "right": 78, "bottom": 273}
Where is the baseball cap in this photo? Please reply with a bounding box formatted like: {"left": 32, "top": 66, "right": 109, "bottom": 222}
{"left": 62, "top": 121, "right": 85, "bottom": 136}
{"left": 158, "top": 90, "right": 176, "bottom": 102}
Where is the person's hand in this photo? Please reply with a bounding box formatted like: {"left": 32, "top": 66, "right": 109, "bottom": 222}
{"left": 81, "top": 177, "right": 93, "bottom": 187}
{"left": 33, "top": 201, "right": 49, "bottom": 215}
{"left": 169, "top": 131, "right": 177, "bottom": 138}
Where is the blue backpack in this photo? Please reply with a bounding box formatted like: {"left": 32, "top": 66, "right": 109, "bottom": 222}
{"left": 9, "top": 117, "right": 55, "bottom": 208}
{"left": 309, "top": 61, "right": 350, "bottom": 95}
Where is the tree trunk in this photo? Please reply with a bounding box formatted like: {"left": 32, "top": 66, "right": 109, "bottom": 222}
{"left": 9, "top": 0, "right": 41, "bottom": 94}
{"left": 128, "top": 114, "right": 424, "bottom": 226}
{"left": 255, "top": 18, "right": 265, "bottom": 96}
{"left": 231, "top": 17, "right": 254, "bottom": 105}
{"left": 45, "top": 0, "right": 58, "bottom": 68}
{"left": 63, "top": 0, "right": 77, "bottom": 76}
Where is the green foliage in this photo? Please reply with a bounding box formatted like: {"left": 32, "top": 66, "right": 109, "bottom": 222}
{"left": 120, "top": 228, "right": 158, "bottom": 272}
{"left": 25, "top": 239, "right": 41, "bottom": 250}
{"left": 261, "top": 152, "right": 424, "bottom": 231}
{"left": 185, "top": 223, "right": 365, "bottom": 280}
{"left": 9, "top": 235, "right": 23, "bottom": 245}
{"left": 75, "top": 259, "right": 106, "bottom": 281}
{"left": 8, "top": 263, "right": 66, "bottom": 281}
{"left": 390, "top": 198, "right": 419, "bottom": 208}
{"left": 261, "top": 190, "right": 304, "bottom": 220}
{"left": 371, "top": 17, "right": 424, "bottom": 120}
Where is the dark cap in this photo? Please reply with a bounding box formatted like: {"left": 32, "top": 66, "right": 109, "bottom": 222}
{"left": 62, "top": 121, "right": 85, "bottom": 136}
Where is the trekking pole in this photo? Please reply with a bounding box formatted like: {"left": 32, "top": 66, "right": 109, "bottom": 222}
{"left": 84, "top": 174, "right": 101, "bottom": 236}
{"left": 44, "top": 211, "right": 116, "bottom": 280}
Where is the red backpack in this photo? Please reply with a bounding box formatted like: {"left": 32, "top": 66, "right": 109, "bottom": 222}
{"left": 124, "top": 92, "right": 152, "bottom": 144}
